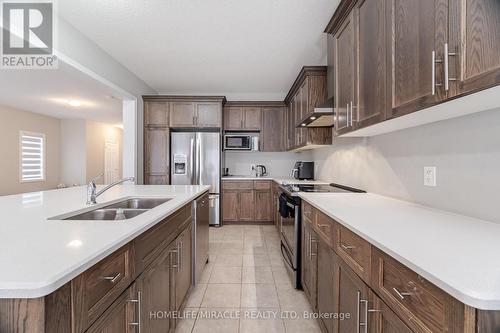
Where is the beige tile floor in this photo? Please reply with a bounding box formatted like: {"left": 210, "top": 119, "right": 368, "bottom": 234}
{"left": 175, "top": 224, "right": 322, "bottom": 333}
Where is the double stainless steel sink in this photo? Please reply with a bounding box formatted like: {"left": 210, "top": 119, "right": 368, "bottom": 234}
{"left": 62, "top": 198, "right": 172, "bottom": 221}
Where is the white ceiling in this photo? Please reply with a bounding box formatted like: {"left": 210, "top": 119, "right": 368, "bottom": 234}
{"left": 0, "top": 61, "right": 123, "bottom": 124}
{"left": 58, "top": 0, "right": 340, "bottom": 100}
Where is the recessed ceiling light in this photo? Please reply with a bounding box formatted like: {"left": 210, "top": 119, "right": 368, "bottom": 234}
{"left": 67, "top": 99, "right": 83, "bottom": 107}
{"left": 301, "top": 123, "right": 306, "bottom": 127}
{"left": 310, "top": 116, "right": 316, "bottom": 120}
{"left": 67, "top": 239, "right": 83, "bottom": 248}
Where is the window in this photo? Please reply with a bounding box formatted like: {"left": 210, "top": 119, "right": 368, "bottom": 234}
{"left": 19, "top": 131, "right": 45, "bottom": 182}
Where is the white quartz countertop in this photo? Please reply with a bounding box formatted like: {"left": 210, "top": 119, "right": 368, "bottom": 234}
{"left": 298, "top": 192, "right": 500, "bottom": 310}
{"left": 222, "top": 176, "right": 329, "bottom": 185}
{"left": 0, "top": 185, "right": 209, "bottom": 299}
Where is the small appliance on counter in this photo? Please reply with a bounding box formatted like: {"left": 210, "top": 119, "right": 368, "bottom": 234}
{"left": 291, "top": 161, "right": 315, "bottom": 180}
{"left": 253, "top": 164, "right": 267, "bottom": 177}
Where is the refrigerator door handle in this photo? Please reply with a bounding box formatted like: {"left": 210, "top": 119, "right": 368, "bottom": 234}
{"left": 190, "top": 137, "right": 195, "bottom": 185}
{"left": 196, "top": 134, "right": 202, "bottom": 185}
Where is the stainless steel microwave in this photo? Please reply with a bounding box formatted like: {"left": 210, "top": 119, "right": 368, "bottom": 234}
{"left": 224, "top": 134, "right": 259, "bottom": 151}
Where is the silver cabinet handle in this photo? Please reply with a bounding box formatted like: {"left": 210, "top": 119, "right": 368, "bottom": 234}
{"left": 356, "top": 291, "right": 361, "bottom": 333}
{"left": 128, "top": 291, "right": 142, "bottom": 333}
{"left": 350, "top": 101, "right": 354, "bottom": 127}
{"left": 341, "top": 243, "right": 355, "bottom": 251}
{"left": 393, "top": 287, "right": 412, "bottom": 300}
{"left": 317, "top": 224, "right": 329, "bottom": 229}
{"left": 176, "top": 243, "right": 181, "bottom": 273}
{"left": 102, "top": 272, "right": 121, "bottom": 283}
{"left": 170, "top": 249, "right": 179, "bottom": 271}
{"left": 360, "top": 298, "right": 381, "bottom": 333}
{"left": 432, "top": 50, "right": 443, "bottom": 95}
{"left": 346, "top": 103, "right": 350, "bottom": 127}
{"left": 308, "top": 233, "right": 312, "bottom": 260}
{"left": 444, "top": 43, "right": 456, "bottom": 91}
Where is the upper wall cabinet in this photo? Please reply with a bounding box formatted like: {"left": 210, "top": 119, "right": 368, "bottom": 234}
{"left": 224, "top": 106, "right": 262, "bottom": 131}
{"left": 325, "top": 0, "right": 500, "bottom": 136}
{"left": 284, "top": 66, "right": 332, "bottom": 151}
{"left": 223, "top": 102, "right": 286, "bottom": 152}
{"left": 450, "top": 0, "right": 500, "bottom": 97}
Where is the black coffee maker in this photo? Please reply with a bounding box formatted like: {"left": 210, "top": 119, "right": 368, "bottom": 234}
{"left": 291, "top": 161, "right": 314, "bottom": 180}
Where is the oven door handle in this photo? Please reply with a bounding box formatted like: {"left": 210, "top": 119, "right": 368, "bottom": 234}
{"left": 286, "top": 202, "right": 295, "bottom": 209}
{"left": 280, "top": 242, "right": 296, "bottom": 271}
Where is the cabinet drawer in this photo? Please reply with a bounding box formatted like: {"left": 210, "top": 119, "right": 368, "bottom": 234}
{"left": 314, "top": 211, "right": 334, "bottom": 248}
{"left": 335, "top": 223, "right": 371, "bottom": 283}
{"left": 222, "top": 181, "right": 254, "bottom": 190}
{"left": 372, "top": 248, "right": 465, "bottom": 333}
{"left": 72, "top": 244, "right": 133, "bottom": 333}
{"left": 134, "top": 204, "right": 192, "bottom": 274}
{"left": 254, "top": 180, "right": 271, "bottom": 190}
{"left": 302, "top": 201, "right": 315, "bottom": 223}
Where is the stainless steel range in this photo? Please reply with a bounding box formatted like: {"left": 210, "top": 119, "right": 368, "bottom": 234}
{"left": 278, "top": 183, "right": 365, "bottom": 289}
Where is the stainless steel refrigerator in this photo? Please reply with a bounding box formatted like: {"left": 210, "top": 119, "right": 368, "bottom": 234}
{"left": 171, "top": 131, "right": 221, "bottom": 226}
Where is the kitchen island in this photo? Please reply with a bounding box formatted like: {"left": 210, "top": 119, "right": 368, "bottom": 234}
{"left": 0, "top": 184, "right": 210, "bottom": 333}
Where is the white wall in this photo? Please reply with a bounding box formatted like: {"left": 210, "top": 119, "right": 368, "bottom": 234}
{"left": 224, "top": 151, "right": 313, "bottom": 177}
{"left": 56, "top": 18, "right": 157, "bottom": 184}
{"left": 312, "top": 108, "right": 500, "bottom": 223}
{"left": 60, "top": 119, "right": 86, "bottom": 186}
{"left": 0, "top": 105, "right": 61, "bottom": 196}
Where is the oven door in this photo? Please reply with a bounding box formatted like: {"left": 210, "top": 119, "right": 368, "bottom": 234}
{"left": 224, "top": 135, "right": 251, "bottom": 150}
{"left": 279, "top": 194, "right": 300, "bottom": 279}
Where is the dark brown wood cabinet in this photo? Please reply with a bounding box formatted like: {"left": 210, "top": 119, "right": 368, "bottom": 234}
{"left": 86, "top": 283, "right": 137, "bottom": 333}
{"left": 170, "top": 101, "right": 222, "bottom": 128}
{"left": 302, "top": 221, "right": 318, "bottom": 309}
{"left": 317, "top": 240, "right": 337, "bottom": 333}
{"left": 196, "top": 102, "right": 221, "bottom": 128}
{"left": 144, "top": 101, "right": 169, "bottom": 127}
{"left": 223, "top": 106, "right": 261, "bottom": 131}
{"left": 334, "top": 13, "right": 356, "bottom": 135}
{"left": 326, "top": 0, "right": 500, "bottom": 135}
{"left": 285, "top": 67, "right": 332, "bottom": 150}
{"left": 237, "top": 189, "right": 255, "bottom": 221}
{"left": 261, "top": 107, "right": 285, "bottom": 151}
{"left": 368, "top": 291, "right": 413, "bottom": 333}
{"left": 144, "top": 127, "right": 169, "bottom": 185}
{"left": 353, "top": 0, "right": 387, "bottom": 129}
{"left": 174, "top": 224, "right": 192, "bottom": 311}
{"left": 222, "top": 180, "right": 273, "bottom": 223}
{"left": 450, "top": 0, "right": 500, "bottom": 97}
{"left": 170, "top": 102, "right": 197, "bottom": 127}
{"left": 136, "top": 245, "right": 173, "bottom": 333}
{"left": 336, "top": 259, "right": 369, "bottom": 333}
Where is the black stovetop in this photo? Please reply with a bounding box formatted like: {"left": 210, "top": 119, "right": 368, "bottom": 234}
{"left": 281, "top": 183, "right": 365, "bottom": 194}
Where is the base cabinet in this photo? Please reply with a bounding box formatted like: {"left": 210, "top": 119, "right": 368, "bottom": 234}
{"left": 222, "top": 180, "right": 272, "bottom": 223}
{"left": 86, "top": 283, "right": 138, "bottom": 333}
{"left": 302, "top": 221, "right": 318, "bottom": 308}
{"left": 317, "top": 241, "right": 336, "bottom": 333}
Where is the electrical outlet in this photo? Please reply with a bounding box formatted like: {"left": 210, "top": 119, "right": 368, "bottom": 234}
{"left": 250, "top": 164, "right": 256, "bottom": 172}
{"left": 424, "top": 167, "right": 437, "bottom": 187}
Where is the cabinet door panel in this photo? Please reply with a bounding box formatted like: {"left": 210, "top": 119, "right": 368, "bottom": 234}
{"left": 144, "top": 128, "right": 168, "bottom": 174}
{"left": 337, "top": 260, "right": 368, "bottom": 333}
{"left": 197, "top": 103, "right": 221, "bottom": 128}
{"left": 144, "top": 101, "right": 169, "bottom": 127}
{"left": 238, "top": 190, "right": 255, "bottom": 221}
{"left": 317, "top": 241, "right": 336, "bottom": 333}
{"left": 86, "top": 284, "right": 136, "bottom": 333}
{"left": 170, "top": 102, "right": 196, "bottom": 127}
{"left": 335, "top": 15, "right": 355, "bottom": 134}
{"left": 222, "top": 191, "right": 238, "bottom": 221}
{"left": 243, "top": 107, "right": 262, "bottom": 130}
{"left": 388, "top": 0, "right": 444, "bottom": 117}
{"left": 224, "top": 107, "right": 244, "bottom": 130}
{"left": 261, "top": 107, "right": 284, "bottom": 152}
{"left": 138, "top": 247, "right": 172, "bottom": 333}
{"left": 368, "top": 291, "right": 413, "bottom": 333}
{"left": 452, "top": 0, "right": 500, "bottom": 96}
{"left": 254, "top": 190, "right": 271, "bottom": 221}
{"left": 302, "top": 223, "right": 318, "bottom": 308}
{"left": 176, "top": 225, "right": 192, "bottom": 311}
{"left": 355, "top": 0, "right": 387, "bottom": 129}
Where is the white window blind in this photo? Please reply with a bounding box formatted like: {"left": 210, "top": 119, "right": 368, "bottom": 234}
{"left": 20, "top": 131, "right": 45, "bottom": 182}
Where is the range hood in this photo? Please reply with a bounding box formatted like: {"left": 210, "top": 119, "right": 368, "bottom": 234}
{"left": 297, "top": 97, "right": 335, "bottom": 128}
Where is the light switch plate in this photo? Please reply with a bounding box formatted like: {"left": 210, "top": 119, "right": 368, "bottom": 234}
{"left": 424, "top": 166, "right": 437, "bottom": 187}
